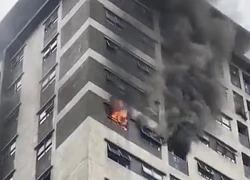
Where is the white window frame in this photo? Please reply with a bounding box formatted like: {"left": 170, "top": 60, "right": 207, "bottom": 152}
{"left": 10, "top": 142, "right": 16, "bottom": 156}
{"left": 39, "top": 101, "right": 54, "bottom": 125}
{"left": 37, "top": 137, "right": 52, "bottom": 160}
{"left": 42, "top": 69, "right": 56, "bottom": 90}
{"left": 43, "top": 39, "right": 57, "bottom": 60}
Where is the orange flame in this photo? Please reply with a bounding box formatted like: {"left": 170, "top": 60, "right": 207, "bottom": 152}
{"left": 110, "top": 100, "right": 128, "bottom": 130}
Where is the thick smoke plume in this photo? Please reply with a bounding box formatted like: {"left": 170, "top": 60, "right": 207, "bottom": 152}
{"left": 133, "top": 0, "right": 236, "bottom": 159}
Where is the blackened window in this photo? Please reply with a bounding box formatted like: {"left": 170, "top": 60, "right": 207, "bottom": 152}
{"left": 10, "top": 48, "right": 24, "bottom": 71}
{"left": 38, "top": 100, "right": 54, "bottom": 125}
{"left": 197, "top": 161, "right": 214, "bottom": 180}
{"left": 44, "top": 10, "right": 58, "bottom": 33}
{"left": 216, "top": 114, "right": 232, "bottom": 130}
{"left": 230, "top": 64, "right": 241, "bottom": 88}
{"left": 37, "top": 136, "right": 52, "bottom": 160}
{"left": 105, "top": 9, "right": 126, "bottom": 30}
{"left": 2, "top": 139, "right": 16, "bottom": 162}
{"left": 233, "top": 92, "right": 247, "bottom": 120}
{"left": 107, "top": 142, "right": 131, "bottom": 168}
{"left": 170, "top": 175, "right": 180, "bottom": 180}
{"left": 43, "top": 38, "right": 57, "bottom": 61}
{"left": 133, "top": 0, "right": 152, "bottom": 22}
{"left": 41, "top": 69, "right": 56, "bottom": 91}
{"left": 243, "top": 73, "right": 250, "bottom": 95}
{"left": 105, "top": 38, "right": 118, "bottom": 52}
{"left": 197, "top": 160, "right": 232, "bottom": 180}
{"left": 9, "top": 76, "right": 22, "bottom": 96}
{"left": 141, "top": 127, "right": 163, "bottom": 151}
{"left": 106, "top": 71, "right": 127, "bottom": 95}
{"left": 215, "top": 141, "right": 236, "bottom": 163}
{"left": 198, "top": 135, "right": 210, "bottom": 147}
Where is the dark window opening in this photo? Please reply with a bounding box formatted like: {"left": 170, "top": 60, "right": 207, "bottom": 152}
{"left": 38, "top": 100, "right": 54, "bottom": 125}
{"left": 141, "top": 126, "right": 163, "bottom": 151}
{"left": 198, "top": 135, "right": 210, "bottom": 147}
{"left": 105, "top": 38, "right": 118, "bottom": 52}
{"left": 107, "top": 142, "right": 131, "bottom": 168}
{"left": 230, "top": 64, "right": 241, "bottom": 88}
{"left": 247, "top": 100, "right": 250, "bottom": 121}
{"left": 2, "top": 140, "right": 16, "bottom": 162}
{"left": 197, "top": 161, "right": 214, "bottom": 180}
{"left": 243, "top": 153, "right": 250, "bottom": 167}
{"left": 233, "top": 92, "right": 247, "bottom": 120}
{"left": 105, "top": 9, "right": 126, "bottom": 30}
{"left": 45, "top": 10, "right": 58, "bottom": 33}
{"left": 237, "top": 121, "right": 250, "bottom": 148}
{"left": 137, "top": 61, "right": 151, "bottom": 75}
{"left": 10, "top": 49, "right": 24, "bottom": 71}
{"left": 43, "top": 38, "right": 57, "bottom": 61}
{"left": 216, "top": 114, "right": 232, "bottom": 130}
{"left": 37, "top": 136, "right": 52, "bottom": 160}
{"left": 243, "top": 73, "right": 250, "bottom": 95}
{"left": 106, "top": 71, "right": 127, "bottom": 95}
{"left": 216, "top": 141, "right": 236, "bottom": 163}
{"left": 170, "top": 175, "right": 180, "bottom": 180}
{"left": 238, "top": 121, "right": 249, "bottom": 136}
{"left": 41, "top": 69, "right": 56, "bottom": 90}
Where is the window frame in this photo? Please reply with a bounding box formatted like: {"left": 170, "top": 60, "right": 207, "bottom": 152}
{"left": 43, "top": 38, "right": 57, "bottom": 61}
{"left": 44, "top": 10, "right": 58, "bottom": 33}
{"left": 37, "top": 136, "right": 53, "bottom": 160}
{"left": 105, "top": 9, "right": 126, "bottom": 30}
{"left": 39, "top": 100, "right": 54, "bottom": 125}
{"left": 41, "top": 69, "right": 56, "bottom": 91}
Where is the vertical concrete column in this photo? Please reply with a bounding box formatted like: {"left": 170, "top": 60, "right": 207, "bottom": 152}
{"left": 14, "top": 25, "right": 43, "bottom": 179}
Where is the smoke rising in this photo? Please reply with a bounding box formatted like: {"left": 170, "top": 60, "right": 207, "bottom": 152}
{"left": 133, "top": 0, "right": 236, "bottom": 159}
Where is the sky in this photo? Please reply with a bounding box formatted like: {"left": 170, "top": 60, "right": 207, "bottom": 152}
{"left": 0, "top": 0, "right": 18, "bottom": 21}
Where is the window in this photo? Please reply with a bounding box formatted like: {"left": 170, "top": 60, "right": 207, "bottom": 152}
{"left": 170, "top": 175, "right": 180, "bottom": 180}
{"left": 39, "top": 100, "right": 54, "bottom": 125}
{"left": 237, "top": 121, "right": 250, "bottom": 148}
{"left": 216, "top": 141, "right": 236, "bottom": 163}
{"left": 242, "top": 153, "right": 250, "bottom": 178}
{"left": 243, "top": 73, "right": 250, "bottom": 95}
{"left": 43, "top": 38, "right": 57, "bottom": 60}
{"left": 45, "top": 10, "right": 58, "bottom": 33}
{"left": 107, "top": 142, "right": 131, "bottom": 168}
{"left": 142, "top": 164, "right": 163, "bottom": 180}
{"left": 134, "top": 0, "right": 151, "bottom": 17}
{"left": 230, "top": 64, "right": 241, "bottom": 88}
{"left": 105, "top": 10, "right": 126, "bottom": 30}
{"left": 247, "top": 100, "right": 250, "bottom": 120}
{"left": 216, "top": 114, "right": 231, "bottom": 130}
{"left": 233, "top": 92, "right": 247, "bottom": 120}
{"left": 105, "top": 38, "right": 118, "bottom": 52}
{"left": 40, "top": 171, "right": 51, "bottom": 180}
{"left": 141, "top": 127, "right": 163, "bottom": 151}
{"left": 198, "top": 135, "right": 210, "bottom": 147}
{"left": 2, "top": 140, "right": 17, "bottom": 162}
{"left": 10, "top": 49, "right": 24, "bottom": 71}
{"left": 197, "top": 161, "right": 214, "bottom": 180}
{"left": 106, "top": 71, "right": 127, "bottom": 95}
{"left": 42, "top": 69, "right": 56, "bottom": 90}
{"left": 137, "top": 61, "right": 150, "bottom": 75}
{"left": 37, "top": 136, "right": 52, "bottom": 160}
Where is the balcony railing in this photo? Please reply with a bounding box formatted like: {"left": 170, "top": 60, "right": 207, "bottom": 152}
{"left": 239, "top": 133, "right": 250, "bottom": 149}
{"left": 168, "top": 152, "right": 189, "bottom": 175}
{"left": 244, "top": 165, "right": 250, "bottom": 179}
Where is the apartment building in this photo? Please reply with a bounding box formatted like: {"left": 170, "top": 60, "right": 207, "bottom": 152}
{"left": 0, "top": 0, "right": 250, "bottom": 180}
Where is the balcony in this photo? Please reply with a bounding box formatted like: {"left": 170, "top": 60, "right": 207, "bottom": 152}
{"left": 244, "top": 165, "right": 250, "bottom": 179}
{"left": 168, "top": 152, "right": 189, "bottom": 175}
{"left": 239, "top": 133, "right": 250, "bottom": 149}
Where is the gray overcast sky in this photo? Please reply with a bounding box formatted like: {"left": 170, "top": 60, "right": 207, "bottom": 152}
{"left": 0, "top": 0, "right": 18, "bottom": 21}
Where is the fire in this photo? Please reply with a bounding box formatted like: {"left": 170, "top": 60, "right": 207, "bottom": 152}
{"left": 109, "top": 100, "right": 128, "bottom": 130}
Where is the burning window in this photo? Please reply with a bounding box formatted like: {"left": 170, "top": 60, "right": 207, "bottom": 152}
{"left": 105, "top": 100, "right": 128, "bottom": 131}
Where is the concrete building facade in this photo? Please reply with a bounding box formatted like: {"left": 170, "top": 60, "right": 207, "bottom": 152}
{"left": 0, "top": 0, "right": 250, "bottom": 180}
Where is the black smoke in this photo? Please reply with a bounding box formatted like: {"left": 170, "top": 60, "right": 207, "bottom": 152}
{"left": 133, "top": 0, "right": 236, "bottom": 159}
